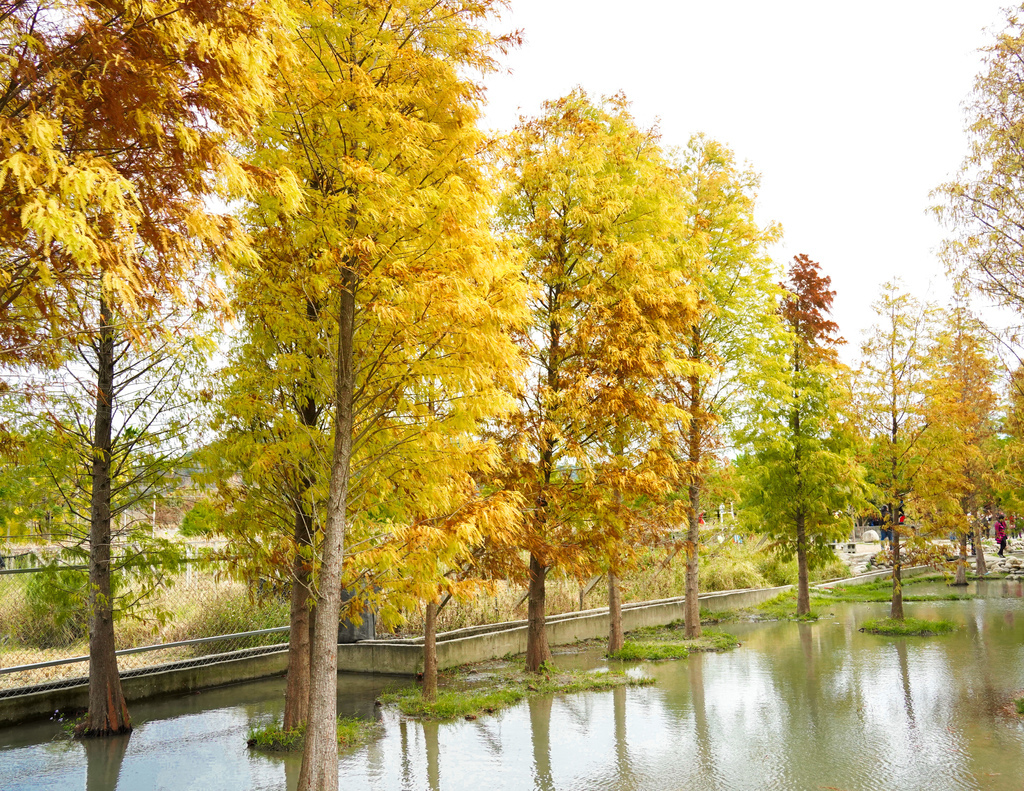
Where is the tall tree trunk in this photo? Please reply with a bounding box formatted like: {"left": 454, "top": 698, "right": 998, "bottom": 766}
{"left": 298, "top": 279, "right": 356, "bottom": 791}
{"left": 792, "top": 390, "right": 809, "bottom": 617}
{"left": 795, "top": 511, "right": 810, "bottom": 616}
{"left": 423, "top": 598, "right": 438, "bottom": 702}
{"left": 83, "top": 296, "right": 130, "bottom": 737}
{"left": 608, "top": 571, "right": 624, "bottom": 653}
{"left": 684, "top": 480, "right": 702, "bottom": 639}
{"left": 284, "top": 504, "right": 314, "bottom": 730}
{"left": 684, "top": 361, "right": 702, "bottom": 639}
{"left": 525, "top": 553, "right": 551, "bottom": 672}
{"left": 974, "top": 519, "right": 987, "bottom": 576}
{"left": 285, "top": 298, "right": 324, "bottom": 730}
{"left": 890, "top": 525, "right": 904, "bottom": 620}
{"left": 954, "top": 531, "right": 968, "bottom": 586}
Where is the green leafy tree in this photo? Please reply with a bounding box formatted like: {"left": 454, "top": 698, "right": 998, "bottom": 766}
{"left": 22, "top": 301, "right": 201, "bottom": 732}
{"left": 672, "top": 136, "right": 781, "bottom": 638}
{"left": 739, "top": 254, "right": 863, "bottom": 615}
{"left": 0, "top": 0, "right": 286, "bottom": 736}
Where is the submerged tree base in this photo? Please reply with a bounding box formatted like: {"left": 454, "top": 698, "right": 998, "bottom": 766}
{"left": 246, "top": 716, "right": 377, "bottom": 752}
{"left": 607, "top": 625, "right": 739, "bottom": 661}
{"left": 380, "top": 668, "right": 652, "bottom": 721}
{"left": 859, "top": 617, "right": 957, "bottom": 636}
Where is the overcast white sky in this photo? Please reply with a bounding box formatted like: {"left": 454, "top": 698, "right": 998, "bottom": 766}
{"left": 482, "top": 1, "right": 1012, "bottom": 357}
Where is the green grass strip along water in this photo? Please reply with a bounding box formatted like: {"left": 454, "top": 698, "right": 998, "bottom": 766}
{"left": 608, "top": 624, "right": 740, "bottom": 661}
{"left": 859, "top": 616, "right": 958, "bottom": 636}
{"left": 381, "top": 668, "right": 653, "bottom": 721}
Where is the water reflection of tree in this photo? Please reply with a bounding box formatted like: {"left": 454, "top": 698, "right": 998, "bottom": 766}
{"left": 84, "top": 731, "right": 130, "bottom": 791}
{"left": 688, "top": 654, "right": 724, "bottom": 791}
{"left": 398, "top": 719, "right": 413, "bottom": 787}
{"left": 895, "top": 639, "right": 917, "bottom": 728}
{"left": 529, "top": 695, "right": 555, "bottom": 791}
{"left": 611, "top": 686, "right": 634, "bottom": 788}
{"left": 282, "top": 751, "right": 300, "bottom": 791}
{"left": 424, "top": 721, "right": 441, "bottom": 791}
{"left": 798, "top": 622, "right": 820, "bottom": 728}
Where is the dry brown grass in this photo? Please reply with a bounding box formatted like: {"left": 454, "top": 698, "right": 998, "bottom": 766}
{"left": 0, "top": 535, "right": 852, "bottom": 689}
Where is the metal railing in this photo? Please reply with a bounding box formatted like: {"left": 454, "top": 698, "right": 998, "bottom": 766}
{"left": 0, "top": 562, "right": 291, "bottom": 697}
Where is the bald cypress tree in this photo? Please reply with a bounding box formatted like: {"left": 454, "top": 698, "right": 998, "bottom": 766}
{"left": 740, "top": 255, "right": 863, "bottom": 616}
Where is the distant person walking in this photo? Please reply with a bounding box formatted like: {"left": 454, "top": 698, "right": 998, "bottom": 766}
{"left": 995, "top": 515, "right": 1008, "bottom": 557}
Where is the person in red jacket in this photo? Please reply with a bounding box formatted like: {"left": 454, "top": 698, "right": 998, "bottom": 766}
{"left": 995, "top": 514, "right": 1008, "bottom": 558}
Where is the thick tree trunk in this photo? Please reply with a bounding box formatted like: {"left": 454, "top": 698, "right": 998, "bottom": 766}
{"left": 525, "top": 553, "right": 551, "bottom": 672}
{"left": 795, "top": 512, "right": 810, "bottom": 616}
{"left": 608, "top": 571, "right": 624, "bottom": 653}
{"left": 974, "top": 520, "right": 987, "bottom": 576}
{"left": 423, "top": 599, "right": 438, "bottom": 702}
{"left": 890, "top": 528, "right": 904, "bottom": 620}
{"left": 83, "top": 296, "right": 130, "bottom": 737}
{"left": 297, "top": 281, "right": 356, "bottom": 791}
{"left": 954, "top": 531, "right": 968, "bottom": 586}
{"left": 284, "top": 505, "right": 314, "bottom": 730}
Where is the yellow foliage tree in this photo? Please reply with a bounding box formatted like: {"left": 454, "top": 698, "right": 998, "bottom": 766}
{"left": 672, "top": 136, "right": 781, "bottom": 638}
{"left": 243, "top": 3, "right": 523, "bottom": 787}
{"left": 495, "top": 89, "right": 696, "bottom": 670}
{"left": 918, "top": 301, "right": 1001, "bottom": 583}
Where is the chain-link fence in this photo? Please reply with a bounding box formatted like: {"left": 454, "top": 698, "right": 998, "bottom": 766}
{"left": 0, "top": 562, "right": 292, "bottom": 697}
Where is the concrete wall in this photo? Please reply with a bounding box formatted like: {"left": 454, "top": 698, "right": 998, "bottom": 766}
{"left": 0, "top": 573, "right": 920, "bottom": 726}
{"left": 0, "top": 649, "right": 291, "bottom": 728}
{"left": 336, "top": 584, "right": 794, "bottom": 675}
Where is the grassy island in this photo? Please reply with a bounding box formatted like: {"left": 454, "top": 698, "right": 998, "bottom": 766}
{"left": 859, "top": 617, "right": 957, "bottom": 636}
{"left": 608, "top": 624, "right": 740, "bottom": 661}
{"left": 247, "top": 716, "right": 378, "bottom": 753}
{"left": 381, "top": 667, "right": 653, "bottom": 721}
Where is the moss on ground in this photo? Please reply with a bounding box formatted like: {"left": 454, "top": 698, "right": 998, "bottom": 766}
{"left": 859, "top": 616, "right": 957, "bottom": 636}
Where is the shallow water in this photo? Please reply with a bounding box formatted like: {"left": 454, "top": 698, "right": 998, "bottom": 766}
{"left": 3, "top": 580, "right": 1023, "bottom": 791}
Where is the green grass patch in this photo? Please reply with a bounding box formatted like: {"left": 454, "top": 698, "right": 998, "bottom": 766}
{"left": 608, "top": 627, "right": 740, "bottom": 661}
{"left": 699, "top": 607, "right": 738, "bottom": 625}
{"left": 610, "top": 642, "right": 693, "bottom": 661}
{"left": 752, "top": 591, "right": 821, "bottom": 621}
{"left": 1015, "top": 698, "right": 1024, "bottom": 716}
{"left": 813, "top": 578, "right": 974, "bottom": 603}
{"left": 380, "top": 668, "right": 653, "bottom": 721}
{"left": 246, "top": 716, "right": 376, "bottom": 752}
{"left": 859, "top": 617, "right": 957, "bottom": 636}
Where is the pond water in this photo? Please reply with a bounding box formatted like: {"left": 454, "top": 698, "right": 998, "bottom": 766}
{"left": 3, "top": 579, "right": 1024, "bottom": 791}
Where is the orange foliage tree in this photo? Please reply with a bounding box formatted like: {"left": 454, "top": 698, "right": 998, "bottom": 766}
{"left": 495, "top": 90, "right": 695, "bottom": 670}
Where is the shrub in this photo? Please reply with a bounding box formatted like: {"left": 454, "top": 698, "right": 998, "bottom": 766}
{"left": 19, "top": 568, "right": 89, "bottom": 648}
{"left": 169, "top": 584, "right": 289, "bottom": 655}
{"left": 179, "top": 501, "right": 219, "bottom": 538}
